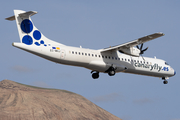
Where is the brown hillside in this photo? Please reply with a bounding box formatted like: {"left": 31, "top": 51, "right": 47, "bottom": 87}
{"left": 0, "top": 80, "right": 121, "bottom": 120}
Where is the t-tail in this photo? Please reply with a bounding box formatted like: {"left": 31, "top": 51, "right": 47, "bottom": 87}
{"left": 6, "top": 10, "right": 65, "bottom": 47}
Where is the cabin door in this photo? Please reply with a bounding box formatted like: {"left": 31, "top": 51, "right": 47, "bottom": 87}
{"left": 60, "top": 49, "right": 66, "bottom": 59}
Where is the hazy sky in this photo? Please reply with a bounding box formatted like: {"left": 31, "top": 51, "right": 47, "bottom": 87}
{"left": 1, "top": 1, "right": 180, "bottom": 120}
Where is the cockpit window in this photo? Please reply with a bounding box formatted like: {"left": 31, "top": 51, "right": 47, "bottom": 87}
{"left": 165, "top": 62, "right": 169, "bottom": 65}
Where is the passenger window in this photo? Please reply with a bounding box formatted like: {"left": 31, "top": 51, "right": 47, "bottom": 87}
{"left": 75, "top": 52, "right": 77, "bottom": 54}
{"left": 102, "top": 55, "right": 104, "bottom": 58}
{"left": 79, "top": 52, "right": 81, "bottom": 55}
{"left": 109, "top": 56, "right": 111, "bottom": 59}
{"left": 99, "top": 55, "right": 101, "bottom": 58}
{"left": 112, "top": 57, "right": 114, "bottom": 59}
{"left": 118, "top": 58, "right": 120, "bottom": 60}
{"left": 72, "top": 51, "right": 74, "bottom": 54}
{"left": 134, "top": 60, "right": 136, "bottom": 62}
{"left": 105, "top": 56, "right": 107, "bottom": 59}
{"left": 88, "top": 53, "right": 90, "bottom": 56}
{"left": 92, "top": 54, "right": 94, "bottom": 57}
{"left": 85, "top": 53, "right": 87, "bottom": 56}
{"left": 122, "top": 58, "right": 123, "bottom": 61}
{"left": 95, "top": 55, "right": 97, "bottom": 57}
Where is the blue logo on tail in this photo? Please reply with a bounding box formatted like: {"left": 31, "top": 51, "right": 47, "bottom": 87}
{"left": 22, "top": 35, "right": 33, "bottom": 45}
{"left": 21, "top": 19, "right": 47, "bottom": 46}
{"left": 33, "top": 30, "right": 41, "bottom": 40}
{"left": 21, "top": 19, "right": 33, "bottom": 33}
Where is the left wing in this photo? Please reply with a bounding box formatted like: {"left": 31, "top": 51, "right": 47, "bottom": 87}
{"left": 100, "top": 32, "right": 164, "bottom": 53}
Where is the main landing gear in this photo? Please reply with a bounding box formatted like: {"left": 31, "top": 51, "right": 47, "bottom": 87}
{"left": 107, "top": 67, "right": 116, "bottom": 76}
{"left": 91, "top": 67, "right": 116, "bottom": 79}
{"left": 91, "top": 71, "right": 99, "bottom": 79}
{"left": 162, "top": 77, "right": 168, "bottom": 84}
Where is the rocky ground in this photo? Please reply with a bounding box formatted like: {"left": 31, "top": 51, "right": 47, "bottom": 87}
{"left": 0, "top": 80, "right": 121, "bottom": 120}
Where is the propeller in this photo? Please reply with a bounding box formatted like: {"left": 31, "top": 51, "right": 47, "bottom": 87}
{"left": 136, "top": 43, "right": 148, "bottom": 55}
{"left": 136, "top": 43, "right": 148, "bottom": 61}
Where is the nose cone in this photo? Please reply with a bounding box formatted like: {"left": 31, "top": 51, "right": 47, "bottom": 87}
{"left": 174, "top": 70, "right": 176, "bottom": 76}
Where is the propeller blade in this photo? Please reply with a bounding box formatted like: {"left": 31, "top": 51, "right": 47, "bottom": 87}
{"left": 142, "top": 47, "right": 148, "bottom": 52}
{"left": 136, "top": 45, "right": 139, "bottom": 49}
{"left": 137, "top": 44, "right": 148, "bottom": 55}
{"left": 140, "top": 43, "right": 143, "bottom": 50}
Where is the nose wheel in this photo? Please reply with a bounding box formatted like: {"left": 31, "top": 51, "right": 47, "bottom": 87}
{"left": 162, "top": 77, "right": 168, "bottom": 84}
{"left": 163, "top": 80, "right": 168, "bottom": 84}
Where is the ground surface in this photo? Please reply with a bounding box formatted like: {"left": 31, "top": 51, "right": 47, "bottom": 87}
{"left": 0, "top": 80, "right": 121, "bottom": 120}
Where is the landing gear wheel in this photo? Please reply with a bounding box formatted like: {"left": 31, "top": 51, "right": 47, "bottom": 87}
{"left": 92, "top": 72, "right": 99, "bottom": 79}
{"left": 108, "top": 70, "right": 115, "bottom": 76}
{"left": 162, "top": 77, "right": 168, "bottom": 84}
{"left": 108, "top": 67, "right": 116, "bottom": 76}
{"left": 163, "top": 80, "right": 168, "bottom": 84}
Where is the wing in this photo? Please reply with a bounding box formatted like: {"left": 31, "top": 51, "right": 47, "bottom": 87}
{"left": 100, "top": 32, "right": 164, "bottom": 52}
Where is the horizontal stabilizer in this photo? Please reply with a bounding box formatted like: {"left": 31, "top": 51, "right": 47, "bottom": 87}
{"left": 19, "top": 11, "right": 37, "bottom": 17}
{"left": 5, "top": 16, "right": 15, "bottom": 21}
{"left": 6, "top": 11, "right": 37, "bottom": 21}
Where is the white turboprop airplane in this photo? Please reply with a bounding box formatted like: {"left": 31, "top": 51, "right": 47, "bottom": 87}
{"left": 6, "top": 10, "right": 176, "bottom": 84}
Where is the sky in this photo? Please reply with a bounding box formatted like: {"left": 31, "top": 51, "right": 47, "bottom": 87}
{"left": 1, "top": 0, "right": 180, "bottom": 120}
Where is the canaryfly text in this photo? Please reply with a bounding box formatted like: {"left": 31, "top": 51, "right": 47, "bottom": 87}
{"left": 134, "top": 62, "right": 168, "bottom": 72}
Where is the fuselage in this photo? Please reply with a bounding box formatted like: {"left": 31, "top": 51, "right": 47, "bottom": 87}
{"left": 13, "top": 42, "right": 175, "bottom": 78}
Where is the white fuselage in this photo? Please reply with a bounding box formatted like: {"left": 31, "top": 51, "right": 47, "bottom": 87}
{"left": 13, "top": 42, "right": 175, "bottom": 78}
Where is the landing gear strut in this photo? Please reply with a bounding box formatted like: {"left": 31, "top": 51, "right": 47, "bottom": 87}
{"left": 91, "top": 71, "right": 99, "bottom": 79}
{"left": 162, "top": 77, "right": 168, "bottom": 84}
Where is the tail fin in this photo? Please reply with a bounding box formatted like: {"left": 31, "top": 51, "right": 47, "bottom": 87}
{"left": 6, "top": 10, "right": 65, "bottom": 46}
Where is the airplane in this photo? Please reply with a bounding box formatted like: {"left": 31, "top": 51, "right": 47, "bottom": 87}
{"left": 6, "top": 10, "right": 176, "bottom": 84}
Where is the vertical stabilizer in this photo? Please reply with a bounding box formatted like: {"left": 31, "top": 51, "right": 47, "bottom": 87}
{"left": 6, "top": 10, "right": 65, "bottom": 46}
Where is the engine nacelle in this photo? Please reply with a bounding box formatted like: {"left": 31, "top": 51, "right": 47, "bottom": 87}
{"left": 119, "top": 47, "right": 140, "bottom": 57}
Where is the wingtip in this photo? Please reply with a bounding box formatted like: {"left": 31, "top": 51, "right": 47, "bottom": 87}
{"left": 158, "top": 32, "right": 165, "bottom": 36}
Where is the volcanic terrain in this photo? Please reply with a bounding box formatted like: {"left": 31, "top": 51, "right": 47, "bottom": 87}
{"left": 0, "top": 80, "right": 121, "bottom": 120}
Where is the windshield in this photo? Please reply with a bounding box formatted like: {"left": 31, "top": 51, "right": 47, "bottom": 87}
{"left": 165, "top": 62, "right": 169, "bottom": 65}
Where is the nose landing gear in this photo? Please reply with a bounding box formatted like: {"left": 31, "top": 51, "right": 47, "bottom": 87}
{"left": 162, "top": 77, "right": 168, "bottom": 84}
